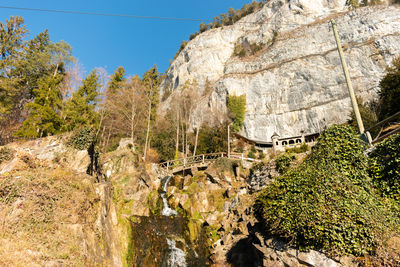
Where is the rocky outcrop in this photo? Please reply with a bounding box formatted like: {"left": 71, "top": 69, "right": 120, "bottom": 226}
{"left": 161, "top": 1, "right": 400, "bottom": 141}
{"left": 0, "top": 138, "right": 122, "bottom": 267}
{"left": 2, "top": 135, "right": 91, "bottom": 174}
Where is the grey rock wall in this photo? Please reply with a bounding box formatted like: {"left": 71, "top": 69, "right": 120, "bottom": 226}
{"left": 161, "top": 1, "right": 400, "bottom": 141}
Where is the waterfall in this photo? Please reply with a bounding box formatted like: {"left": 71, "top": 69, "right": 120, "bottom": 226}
{"left": 160, "top": 176, "right": 187, "bottom": 266}
{"left": 161, "top": 176, "right": 178, "bottom": 216}
{"left": 166, "top": 238, "right": 187, "bottom": 267}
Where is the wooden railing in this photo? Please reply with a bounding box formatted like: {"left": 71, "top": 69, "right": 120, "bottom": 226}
{"left": 158, "top": 152, "right": 260, "bottom": 172}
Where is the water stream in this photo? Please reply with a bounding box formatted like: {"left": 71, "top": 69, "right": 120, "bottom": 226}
{"left": 161, "top": 176, "right": 178, "bottom": 216}
{"left": 165, "top": 238, "right": 187, "bottom": 267}
{"left": 129, "top": 176, "right": 208, "bottom": 266}
{"left": 161, "top": 176, "right": 185, "bottom": 266}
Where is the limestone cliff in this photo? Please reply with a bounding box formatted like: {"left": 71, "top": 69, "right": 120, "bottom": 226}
{"left": 161, "top": 0, "right": 400, "bottom": 141}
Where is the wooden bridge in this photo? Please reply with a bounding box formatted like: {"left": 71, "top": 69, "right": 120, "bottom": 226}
{"left": 158, "top": 152, "right": 260, "bottom": 173}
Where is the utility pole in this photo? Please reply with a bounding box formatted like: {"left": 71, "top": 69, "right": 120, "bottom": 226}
{"left": 331, "top": 20, "right": 372, "bottom": 145}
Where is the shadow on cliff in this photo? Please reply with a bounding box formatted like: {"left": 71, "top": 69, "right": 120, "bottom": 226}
{"left": 226, "top": 223, "right": 265, "bottom": 267}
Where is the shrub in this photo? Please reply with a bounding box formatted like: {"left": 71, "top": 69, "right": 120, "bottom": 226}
{"left": 67, "top": 127, "right": 97, "bottom": 150}
{"left": 233, "top": 42, "right": 246, "bottom": 58}
{"left": 247, "top": 150, "right": 256, "bottom": 159}
{"left": 369, "top": 134, "right": 400, "bottom": 200}
{"left": 233, "top": 40, "right": 265, "bottom": 58}
{"left": 254, "top": 125, "right": 399, "bottom": 256}
{"left": 275, "top": 153, "right": 295, "bottom": 174}
{"left": 285, "top": 143, "right": 309, "bottom": 154}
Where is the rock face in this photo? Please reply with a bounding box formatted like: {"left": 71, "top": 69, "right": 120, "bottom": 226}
{"left": 161, "top": 1, "right": 400, "bottom": 141}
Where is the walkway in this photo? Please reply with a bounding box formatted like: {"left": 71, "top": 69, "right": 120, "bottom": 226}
{"left": 158, "top": 152, "right": 260, "bottom": 173}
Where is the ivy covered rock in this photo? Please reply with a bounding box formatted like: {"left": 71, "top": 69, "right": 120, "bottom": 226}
{"left": 254, "top": 125, "right": 399, "bottom": 256}
{"left": 370, "top": 134, "right": 400, "bottom": 200}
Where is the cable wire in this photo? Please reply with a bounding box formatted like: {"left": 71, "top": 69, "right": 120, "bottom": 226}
{"left": 0, "top": 5, "right": 302, "bottom": 26}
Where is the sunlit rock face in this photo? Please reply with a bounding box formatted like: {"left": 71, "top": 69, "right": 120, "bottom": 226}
{"left": 161, "top": 0, "right": 400, "bottom": 141}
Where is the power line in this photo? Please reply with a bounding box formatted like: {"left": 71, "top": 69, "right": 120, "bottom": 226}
{"left": 0, "top": 5, "right": 209, "bottom": 22}
{"left": 0, "top": 5, "right": 302, "bottom": 26}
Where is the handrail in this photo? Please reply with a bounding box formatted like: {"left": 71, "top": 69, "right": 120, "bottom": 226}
{"left": 158, "top": 151, "right": 260, "bottom": 171}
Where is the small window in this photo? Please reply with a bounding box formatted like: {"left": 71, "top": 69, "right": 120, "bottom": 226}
{"left": 296, "top": 139, "right": 302, "bottom": 143}
{"left": 289, "top": 140, "right": 295, "bottom": 145}
{"left": 282, "top": 141, "right": 288, "bottom": 146}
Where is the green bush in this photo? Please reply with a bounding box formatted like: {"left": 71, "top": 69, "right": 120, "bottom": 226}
{"left": 196, "top": 123, "right": 228, "bottom": 154}
{"left": 67, "top": 127, "right": 97, "bottom": 150}
{"left": 227, "top": 95, "right": 246, "bottom": 132}
{"left": 369, "top": 134, "right": 400, "bottom": 200}
{"left": 255, "top": 125, "right": 399, "bottom": 256}
{"left": 0, "top": 147, "right": 15, "bottom": 164}
{"left": 275, "top": 153, "right": 295, "bottom": 174}
{"left": 247, "top": 150, "right": 256, "bottom": 159}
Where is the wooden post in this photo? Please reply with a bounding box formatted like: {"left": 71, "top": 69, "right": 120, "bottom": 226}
{"left": 202, "top": 155, "right": 205, "bottom": 164}
{"left": 331, "top": 20, "right": 372, "bottom": 145}
{"left": 183, "top": 157, "right": 186, "bottom": 167}
{"left": 167, "top": 161, "right": 169, "bottom": 171}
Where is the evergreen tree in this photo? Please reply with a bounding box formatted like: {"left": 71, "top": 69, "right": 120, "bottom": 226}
{"left": 63, "top": 70, "right": 100, "bottom": 131}
{"left": 0, "top": 16, "right": 27, "bottom": 121}
{"left": 142, "top": 65, "right": 160, "bottom": 121}
{"left": 15, "top": 74, "right": 63, "bottom": 137}
{"left": 107, "top": 66, "right": 126, "bottom": 94}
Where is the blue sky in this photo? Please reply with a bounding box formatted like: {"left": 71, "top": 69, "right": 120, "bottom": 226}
{"left": 0, "top": 0, "right": 252, "bottom": 77}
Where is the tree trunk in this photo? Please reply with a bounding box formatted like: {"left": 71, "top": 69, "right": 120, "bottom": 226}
{"left": 130, "top": 88, "right": 136, "bottom": 143}
{"left": 144, "top": 97, "right": 152, "bottom": 161}
{"left": 193, "top": 126, "right": 199, "bottom": 156}
{"left": 144, "top": 82, "right": 153, "bottom": 161}
{"left": 181, "top": 119, "right": 185, "bottom": 158}
{"left": 175, "top": 111, "right": 179, "bottom": 155}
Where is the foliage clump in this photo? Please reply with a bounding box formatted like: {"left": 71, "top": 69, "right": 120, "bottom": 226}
{"left": 275, "top": 153, "right": 295, "bottom": 175}
{"left": 196, "top": 123, "right": 228, "bottom": 154}
{"left": 227, "top": 95, "right": 246, "bottom": 132}
{"left": 369, "top": 134, "right": 400, "bottom": 200}
{"left": 67, "top": 127, "right": 97, "bottom": 150}
{"left": 233, "top": 40, "right": 265, "bottom": 58}
{"left": 255, "top": 125, "right": 399, "bottom": 256}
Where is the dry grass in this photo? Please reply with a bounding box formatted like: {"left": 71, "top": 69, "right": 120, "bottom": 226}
{"left": 0, "top": 167, "right": 99, "bottom": 266}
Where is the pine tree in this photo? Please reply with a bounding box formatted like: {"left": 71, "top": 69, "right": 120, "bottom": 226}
{"left": 0, "top": 16, "right": 27, "bottom": 122}
{"left": 63, "top": 70, "right": 100, "bottom": 131}
{"left": 15, "top": 74, "right": 63, "bottom": 137}
{"left": 142, "top": 65, "right": 160, "bottom": 121}
{"left": 107, "top": 66, "right": 126, "bottom": 94}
